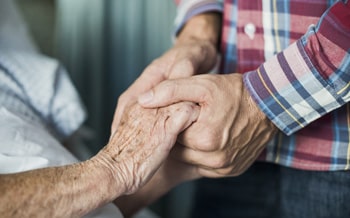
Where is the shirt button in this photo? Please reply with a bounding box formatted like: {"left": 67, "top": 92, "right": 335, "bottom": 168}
{"left": 244, "top": 23, "right": 256, "bottom": 40}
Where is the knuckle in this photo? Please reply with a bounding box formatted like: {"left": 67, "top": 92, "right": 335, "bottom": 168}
{"left": 169, "top": 58, "right": 196, "bottom": 78}
{"left": 192, "top": 43, "right": 209, "bottom": 57}
{"left": 162, "top": 79, "right": 181, "bottom": 100}
{"left": 177, "top": 102, "right": 195, "bottom": 114}
{"left": 144, "top": 58, "right": 168, "bottom": 76}
{"left": 197, "top": 76, "right": 219, "bottom": 102}
{"left": 206, "top": 76, "right": 221, "bottom": 93}
{"left": 179, "top": 59, "right": 195, "bottom": 73}
{"left": 118, "top": 92, "right": 129, "bottom": 105}
{"left": 169, "top": 103, "right": 191, "bottom": 119}
{"left": 148, "top": 59, "right": 162, "bottom": 71}
{"left": 207, "top": 152, "right": 228, "bottom": 169}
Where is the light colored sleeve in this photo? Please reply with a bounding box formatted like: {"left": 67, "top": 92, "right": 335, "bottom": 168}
{"left": 174, "top": 0, "right": 223, "bottom": 36}
{"left": 243, "top": 1, "right": 350, "bottom": 135}
{"left": 0, "top": 49, "right": 86, "bottom": 139}
{"left": 0, "top": 107, "right": 123, "bottom": 218}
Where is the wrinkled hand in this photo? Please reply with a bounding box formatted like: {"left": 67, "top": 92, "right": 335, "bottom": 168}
{"left": 111, "top": 39, "right": 218, "bottom": 134}
{"left": 113, "top": 144, "right": 202, "bottom": 218}
{"left": 98, "top": 102, "right": 199, "bottom": 195}
{"left": 138, "top": 73, "right": 278, "bottom": 178}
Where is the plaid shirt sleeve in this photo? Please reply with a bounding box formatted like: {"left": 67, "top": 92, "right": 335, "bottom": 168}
{"left": 173, "top": 0, "right": 223, "bottom": 36}
{"left": 244, "top": 1, "right": 350, "bottom": 136}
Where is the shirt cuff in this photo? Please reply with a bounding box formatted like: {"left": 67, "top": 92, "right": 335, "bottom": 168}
{"left": 174, "top": 0, "right": 223, "bottom": 38}
{"left": 243, "top": 1, "right": 350, "bottom": 135}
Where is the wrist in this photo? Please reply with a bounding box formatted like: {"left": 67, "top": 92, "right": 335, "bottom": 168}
{"left": 89, "top": 151, "right": 127, "bottom": 198}
{"left": 240, "top": 75, "right": 278, "bottom": 133}
{"left": 176, "top": 12, "right": 221, "bottom": 51}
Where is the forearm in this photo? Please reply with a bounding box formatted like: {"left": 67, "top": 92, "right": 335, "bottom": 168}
{"left": 0, "top": 154, "right": 121, "bottom": 218}
{"left": 243, "top": 1, "right": 350, "bottom": 135}
{"left": 176, "top": 12, "right": 222, "bottom": 49}
{"left": 164, "top": 12, "right": 222, "bottom": 76}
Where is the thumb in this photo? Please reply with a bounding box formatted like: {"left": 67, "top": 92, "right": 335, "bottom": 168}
{"left": 137, "top": 77, "right": 206, "bottom": 108}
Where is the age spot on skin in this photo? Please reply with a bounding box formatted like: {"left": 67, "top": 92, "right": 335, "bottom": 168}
{"left": 119, "top": 121, "right": 125, "bottom": 127}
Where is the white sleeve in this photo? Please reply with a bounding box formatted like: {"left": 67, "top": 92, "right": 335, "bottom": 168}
{"left": 0, "top": 107, "right": 123, "bottom": 218}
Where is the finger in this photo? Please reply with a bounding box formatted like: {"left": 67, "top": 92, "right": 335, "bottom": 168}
{"left": 111, "top": 93, "right": 136, "bottom": 135}
{"left": 197, "top": 137, "right": 269, "bottom": 178}
{"left": 196, "top": 168, "right": 225, "bottom": 178}
{"left": 168, "top": 59, "right": 196, "bottom": 78}
{"left": 149, "top": 103, "right": 200, "bottom": 170}
{"left": 163, "top": 103, "right": 200, "bottom": 144}
{"left": 111, "top": 68, "right": 168, "bottom": 134}
{"left": 170, "top": 144, "right": 230, "bottom": 169}
{"left": 195, "top": 166, "right": 244, "bottom": 178}
{"left": 170, "top": 145, "right": 249, "bottom": 178}
{"left": 177, "top": 121, "right": 221, "bottom": 152}
{"left": 111, "top": 105, "right": 124, "bottom": 135}
{"left": 138, "top": 76, "right": 207, "bottom": 108}
{"left": 170, "top": 144, "right": 226, "bottom": 178}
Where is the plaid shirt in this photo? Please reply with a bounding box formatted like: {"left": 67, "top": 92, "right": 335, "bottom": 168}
{"left": 174, "top": 0, "right": 350, "bottom": 171}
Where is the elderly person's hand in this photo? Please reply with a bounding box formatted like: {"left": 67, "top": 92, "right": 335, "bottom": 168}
{"left": 138, "top": 73, "right": 278, "bottom": 178}
{"left": 114, "top": 147, "right": 202, "bottom": 217}
{"left": 98, "top": 102, "right": 199, "bottom": 194}
{"left": 0, "top": 102, "right": 199, "bottom": 218}
{"left": 111, "top": 13, "right": 221, "bottom": 134}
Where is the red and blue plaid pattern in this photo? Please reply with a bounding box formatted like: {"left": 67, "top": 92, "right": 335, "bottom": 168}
{"left": 175, "top": 0, "right": 350, "bottom": 171}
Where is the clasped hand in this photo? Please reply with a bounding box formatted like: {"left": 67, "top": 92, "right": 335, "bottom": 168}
{"left": 138, "top": 73, "right": 278, "bottom": 177}
{"left": 98, "top": 102, "right": 199, "bottom": 195}
{"left": 111, "top": 31, "right": 277, "bottom": 180}
{"left": 111, "top": 38, "right": 217, "bottom": 134}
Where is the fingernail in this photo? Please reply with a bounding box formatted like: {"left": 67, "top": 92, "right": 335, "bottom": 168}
{"left": 138, "top": 90, "right": 154, "bottom": 105}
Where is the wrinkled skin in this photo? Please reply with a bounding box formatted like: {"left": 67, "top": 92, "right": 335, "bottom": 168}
{"left": 0, "top": 102, "right": 198, "bottom": 218}
{"left": 111, "top": 13, "right": 220, "bottom": 134}
{"left": 101, "top": 102, "right": 199, "bottom": 194}
{"left": 111, "top": 41, "right": 217, "bottom": 135}
{"left": 138, "top": 73, "right": 278, "bottom": 177}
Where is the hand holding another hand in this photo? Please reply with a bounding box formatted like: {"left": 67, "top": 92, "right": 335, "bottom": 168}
{"left": 111, "top": 40, "right": 217, "bottom": 134}
{"left": 97, "top": 101, "right": 199, "bottom": 195}
{"left": 138, "top": 73, "right": 278, "bottom": 178}
{"left": 111, "top": 13, "right": 220, "bottom": 134}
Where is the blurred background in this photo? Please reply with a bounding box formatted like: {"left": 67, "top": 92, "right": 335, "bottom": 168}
{"left": 15, "top": 0, "right": 195, "bottom": 217}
